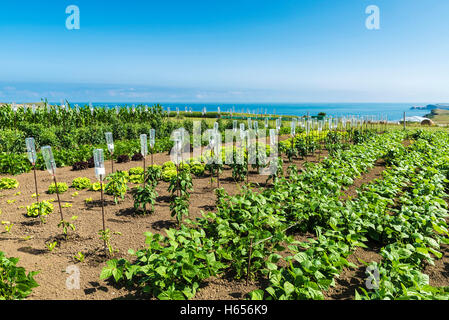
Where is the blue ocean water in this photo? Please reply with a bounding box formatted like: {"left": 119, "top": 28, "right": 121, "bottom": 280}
{"left": 70, "top": 102, "right": 430, "bottom": 122}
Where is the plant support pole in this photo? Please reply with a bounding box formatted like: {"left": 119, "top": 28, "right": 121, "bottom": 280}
{"left": 33, "top": 164, "right": 39, "bottom": 202}
{"left": 52, "top": 173, "right": 64, "bottom": 222}
{"left": 100, "top": 176, "right": 107, "bottom": 253}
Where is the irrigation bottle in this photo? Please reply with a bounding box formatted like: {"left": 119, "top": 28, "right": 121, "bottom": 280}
{"left": 26, "top": 137, "right": 39, "bottom": 202}
{"left": 214, "top": 122, "right": 219, "bottom": 134}
{"left": 140, "top": 134, "right": 148, "bottom": 187}
{"left": 149, "top": 129, "right": 156, "bottom": 165}
{"left": 105, "top": 132, "right": 115, "bottom": 173}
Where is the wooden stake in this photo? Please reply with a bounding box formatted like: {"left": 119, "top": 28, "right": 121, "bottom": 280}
{"left": 52, "top": 174, "right": 64, "bottom": 221}
{"left": 33, "top": 164, "right": 39, "bottom": 202}
{"left": 100, "top": 176, "right": 107, "bottom": 254}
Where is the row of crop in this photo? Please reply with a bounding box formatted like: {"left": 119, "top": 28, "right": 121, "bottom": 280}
{"left": 352, "top": 131, "right": 449, "bottom": 299}
{"left": 258, "top": 130, "right": 449, "bottom": 300}
{"left": 99, "top": 130, "right": 405, "bottom": 299}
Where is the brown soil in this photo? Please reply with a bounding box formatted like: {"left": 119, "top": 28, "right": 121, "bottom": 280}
{"left": 341, "top": 159, "right": 386, "bottom": 200}
{"left": 0, "top": 147, "right": 326, "bottom": 300}
{"left": 324, "top": 243, "right": 383, "bottom": 300}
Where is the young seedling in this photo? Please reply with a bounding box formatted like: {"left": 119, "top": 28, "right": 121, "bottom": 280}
{"left": 46, "top": 241, "right": 58, "bottom": 252}
{"left": 74, "top": 252, "right": 85, "bottom": 263}
{"left": 2, "top": 221, "right": 13, "bottom": 233}
{"left": 58, "top": 216, "right": 77, "bottom": 239}
{"left": 98, "top": 229, "right": 121, "bottom": 256}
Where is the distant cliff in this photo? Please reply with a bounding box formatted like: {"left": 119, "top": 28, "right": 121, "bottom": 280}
{"left": 411, "top": 104, "right": 449, "bottom": 110}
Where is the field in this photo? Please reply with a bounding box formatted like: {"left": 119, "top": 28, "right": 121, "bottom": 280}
{"left": 1, "top": 103, "right": 449, "bottom": 301}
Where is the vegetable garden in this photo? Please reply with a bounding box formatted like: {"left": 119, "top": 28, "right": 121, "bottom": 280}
{"left": 1, "top": 103, "right": 449, "bottom": 300}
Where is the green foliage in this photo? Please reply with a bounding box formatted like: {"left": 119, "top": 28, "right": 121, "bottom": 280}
{"left": 26, "top": 201, "right": 54, "bottom": 222}
{"left": 47, "top": 182, "right": 68, "bottom": 194}
{"left": 71, "top": 177, "right": 92, "bottom": 190}
{"left": 105, "top": 171, "right": 129, "bottom": 204}
{"left": 89, "top": 182, "right": 104, "bottom": 191}
{"left": 145, "top": 165, "right": 162, "bottom": 187}
{"left": 98, "top": 229, "right": 121, "bottom": 256}
{"left": 58, "top": 216, "right": 77, "bottom": 238}
{"left": 0, "top": 153, "right": 31, "bottom": 175}
{"left": 133, "top": 185, "right": 158, "bottom": 214}
{"left": 162, "top": 168, "right": 177, "bottom": 182}
{"left": 170, "top": 196, "right": 190, "bottom": 227}
{"left": 0, "top": 178, "right": 19, "bottom": 190}
{"left": 0, "top": 251, "right": 39, "bottom": 300}
{"left": 100, "top": 227, "right": 226, "bottom": 300}
{"left": 168, "top": 169, "right": 193, "bottom": 198}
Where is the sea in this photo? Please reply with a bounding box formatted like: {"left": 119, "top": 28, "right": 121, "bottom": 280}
{"left": 68, "top": 102, "right": 431, "bottom": 122}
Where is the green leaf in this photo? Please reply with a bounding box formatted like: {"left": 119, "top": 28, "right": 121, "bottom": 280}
{"left": 249, "top": 289, "right": 265, "bottom": 300}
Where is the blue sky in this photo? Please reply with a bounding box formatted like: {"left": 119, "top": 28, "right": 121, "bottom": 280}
{"left": 0, "top": 0, "right": 448, "bottom": 103}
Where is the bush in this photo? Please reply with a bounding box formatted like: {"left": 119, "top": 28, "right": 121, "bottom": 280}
{"left": 190, "top": 163, "right": 205, "bottom": 177}
{"left": 131, "top": 153, "right": 144, "bottom": 161}
{"left": 129, "top": 167, "right": 144, "bottom": 175}
{"left": 87, "top": 157, "right": 95, "bottom": 168}
{"left": 47, "top": 182, "right": 68, "bottom": 194}
{"left": 0, "top": 251, "right": 39, "bottom": 300}
{"left": 71, "top": 177, "right": 92, "bottom": 190}
{"left": 0, "top": 153, "right": 31, "bottom": 175}
{"left": 162, "top": 161, "right": 176, "bottom": 170}
{"left": 26, "top": 201, "right": 54, "bottom": 219}
{"left": 162, "top": 168, "right": 177, "bottom": 182}
{"left": 145, "top": 165, "right": 162, "bottom": 187}
{"left": 117, "top": 155, "right": 130, "bottom": 163}
{"left": 89, "top": 182, "right": 104, "bottom": 191}
{"left": 105, "top": 171, "right": 129, "bottom": 204}
{"left": 133, "top": 185, "right": 158, "bottom": 214}
{"left": 72, "top": 161, "right": 89, "bottom": 171}
{"left": 0, "top": 177, "right": 19, "bottom": 190}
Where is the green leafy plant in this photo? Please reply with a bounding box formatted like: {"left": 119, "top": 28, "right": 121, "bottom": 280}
{"left": 0, "top": 177, "right": 19, "bottom": 190}
{"left": 105, "top": 171, "right": 129, "bottom": 204}
{"left": 168, "top": 169, "right": 193, "bottom": 198}
{"left": 145, "top": 165, "right": 162, "bottom": 187}
{"left": 74, "top": 252, "right": 85, "bottom": 263}
{"left": 100, "top": 227, "right": 226, "bottom": 300}
{"left": 71, "top": 177, "right": 92, "bottom": 190}
{"left": 133, "top": 185, "right": 158, "bottom": 214}
{"left": 2, "top": 222, "right": 13, "bottom": 233}
{"left": 0, "top": 251, "right": 38, "bottom": 300}
{"left": 47, "top": 182, "right": 68, "bottom": 194}
{"left": 45, "top": 241, "right": 58, "bottom": 252}
{"left": 170, "top": 195, "right": 190, "bottom": 227}
{"left": 26, "top": 200, "right": 54, "bottom": 223}
{"left": 89, "top": 182, "right": 104, "bottom": 191}
{"left": 98, "top": 229, "right": 121, "bottom": 256}
{"left": 58, "top": 216, "right": 77, "bottom": 238}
